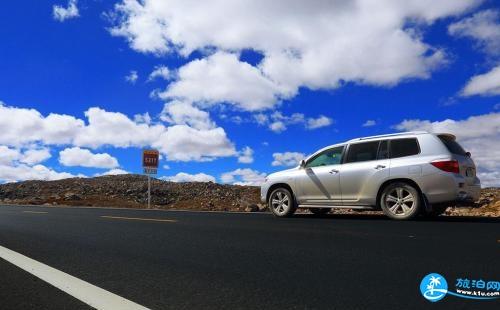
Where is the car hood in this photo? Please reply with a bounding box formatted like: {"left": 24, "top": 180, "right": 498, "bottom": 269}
{"left": 267, "top": 167, "right": 299, "bottom": 179}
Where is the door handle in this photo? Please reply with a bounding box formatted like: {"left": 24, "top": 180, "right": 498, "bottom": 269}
{"left": 374, "top": 165, "right": 386, "bottom": 170}
{"left": 329, "top": 169, "right": 339, "bottom": 174}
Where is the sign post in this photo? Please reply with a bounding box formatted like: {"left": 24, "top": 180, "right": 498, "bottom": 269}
{"left": 142, "top": 149, "right": 159, "bottom": 209}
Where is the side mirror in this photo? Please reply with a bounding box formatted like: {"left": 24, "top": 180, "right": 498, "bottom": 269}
{"left": 299, "top": 159, "right": 306, "bottom": 168}
{"left": 466, "top": 151, "right": 471, "bottom": 157}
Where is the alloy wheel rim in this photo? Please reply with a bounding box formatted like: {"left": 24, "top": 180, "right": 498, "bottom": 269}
{"left": 385, "top": 187, "right": 415, "bottom": 216}
{"left": 271, "top": 191, "right": 290, "bottom": 215}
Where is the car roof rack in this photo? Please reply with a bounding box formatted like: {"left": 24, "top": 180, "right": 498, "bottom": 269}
{"left": 348, "top": 131, "right": 428, "bottom": 142}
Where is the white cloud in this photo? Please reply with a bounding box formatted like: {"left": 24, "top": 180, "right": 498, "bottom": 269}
{"left": 162, "top": 172, "right": 215, "bottom": 183}
{"left": 395, "top": 112, "right": 500, "bottom": 186}
{"left": 95, "top": 168, "right": 129, "bottom": 176}
{"left": 363, "top": 120, "right": 377, "bottom": 127}
{"left": 460, "top": 65, "right": 500, "bottom": 97}
{"left": 0, "top": 102, "right": 84, "bottom": 147}
{"left": 153, "top": 125, "right": 236, "bottom": 162}
{"left": 238, "top": 146, "right": 254, "bottom": 164}
{"left": 76, "top": 107, "right": 235, "bottom": 162}
{"left": 306, "top": 115, "right": 333, "bottom": 130}
{"left": 109, "top": 0, "right": 478, "bottom": 109}
{"left": 449, "top": 10, "right": 500, "bottom": 97}
{"left": 449, "top": 9, "right": 500, "bottom": 57}
{"left": 0, "top": 144, "right": 77, "bottom": 182}
{"left": 53, "top": 0, "right": 79, "bottom": 22}
{"left": 229, "top": 115, "right": 243, "bottom": 124}
{"left": 0, "top": 146, "right": 21, "bottom": 165}
{"left": 268, "top": 112, "right": 303, "bottom": 133}
{"left": 0, "top": 164, "right": 80, "bottom": 183}
{"left": 59, "top": 147, "right": 119, "bottom": 169}
{"left": 273, "top": 112, "right": 305, "bottom": 125}
{"left": 0, "top": 102, "right": 237, "bottom": 163}
{"left": 125, "top": 70, "right": 139, "bottom": 84}
{"left": 269, "top": 121, "right": 286, "bottom": 133}
{"left": 256, "top": 111, "right": 332, "bottom": 132}
{"left": 272, "top": 152, "right": 305, "bottom": 167}
{"left": 148, "top": 65, "right": 172, "bottom": 81}
{"left": 0, "top": 145, "right": 51, "bottom": 166}
{"left": 73, "top": 107, "right": 165, "bottom": 149}
{"left": 221, "top": 168, "right": 266, "bottom": 186}
{"left": 133, "top": 112, "right": 152, "bottom": 124}
{"left": 478, "top": 171, "right": 500, "bottom": 188}
{"left": 158, "top": 52, "right": 290, "bottom": 111}
{"left": 160, "top": 100, "right": 215, "bottom": 130}
{"left": 21, "top": 147, "right": 51, "bottom": 165}
{"left": 253, "top": 113, "right": 269, "bottom": 125}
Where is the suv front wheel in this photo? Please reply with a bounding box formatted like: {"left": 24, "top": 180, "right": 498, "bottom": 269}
{"left": 380, "top": 182, "right": 420, "bottom": 220}
{"left": 268, "top": 187, "right": 296, "bottom": 217}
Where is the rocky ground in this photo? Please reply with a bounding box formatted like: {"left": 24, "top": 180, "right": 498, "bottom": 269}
{"left": 0, "top": 175, "right": 262, "bottom": 212}
{"left": 0, "top": 174, "right": 498, "bottom": 217}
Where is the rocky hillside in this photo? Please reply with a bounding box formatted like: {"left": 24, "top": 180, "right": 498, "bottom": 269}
{"left": 0, "top": 174, "right": 498, "bottom": 216}
{"left": 0, "top": 175, "right": 262, "bottom": 212}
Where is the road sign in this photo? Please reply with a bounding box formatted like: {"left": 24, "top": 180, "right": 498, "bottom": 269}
{"left": 143, "top": 167, "right": 158, "bottom": 175}
{"left": 142, "top": 150, "right": 159, "bottom": 169}
{"left": 142, "top": 149, "right": 160, "bottom": 209}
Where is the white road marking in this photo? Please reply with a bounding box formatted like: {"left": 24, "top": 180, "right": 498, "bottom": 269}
{"left": 0, "top": 245, "right": 150, "bottom": 310}
{"left": 22, "top": 211, "right": 48, "bottom": 214}
{"left": 101, "top": 215, "right": 177, "bottom": 223}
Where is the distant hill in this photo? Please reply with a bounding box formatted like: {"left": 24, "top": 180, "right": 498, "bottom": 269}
{"left": 0, "top": 174, "right": 262, "bottom": 212}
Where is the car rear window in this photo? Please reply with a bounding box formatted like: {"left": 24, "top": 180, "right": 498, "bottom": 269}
{"left": 438, "top": 135, "right": 467, "bottom": 156}
{"left": 345, "top": 141, "right": 380, "bottom": 163}
{"left": 390, "top": 138, "right": 420, "bottom": 158}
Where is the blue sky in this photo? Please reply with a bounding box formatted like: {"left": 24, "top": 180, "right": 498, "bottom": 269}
{"left": 0, "top": 0, "right": 499, "bottom": 186}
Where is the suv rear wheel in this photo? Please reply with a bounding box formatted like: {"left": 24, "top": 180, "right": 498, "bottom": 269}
{"left": 268, "top": 188, "right": 296, "bottom": 217}
{"left": 380, "top": 182, "right": 420, "bottom": 220}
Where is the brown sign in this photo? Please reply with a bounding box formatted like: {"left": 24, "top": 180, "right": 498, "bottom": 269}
{"left": 142, "top": 150, "right": 159, "bottom": 168}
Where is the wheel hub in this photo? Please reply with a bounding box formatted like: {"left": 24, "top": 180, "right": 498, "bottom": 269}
{"left": 271, "top": 191, "right": 289, "bottom": 214}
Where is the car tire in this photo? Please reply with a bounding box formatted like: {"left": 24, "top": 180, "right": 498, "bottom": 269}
{"left": 268, "top": 188, "right": 296, "bottom": 217}
{"left": 309, "top": 208, "right": 330, "bottom": 215}
{"left": 380, "top": 182, "right": 420, "bottom": 220}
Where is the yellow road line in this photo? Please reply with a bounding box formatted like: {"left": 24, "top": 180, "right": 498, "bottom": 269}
{"left": 100, "top": 215, "right": 177, "bottom": 223}
{"left": 22, "top": 211, "right": 48, "bottom": 214}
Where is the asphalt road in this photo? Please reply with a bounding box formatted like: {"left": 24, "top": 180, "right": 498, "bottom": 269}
{"left": 0, "top": 205, "right": 498, "bottom": 310}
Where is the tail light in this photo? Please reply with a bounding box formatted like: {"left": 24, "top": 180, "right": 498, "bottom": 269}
{"left": 431, "top": 160, "right": 459, "bottom": 174}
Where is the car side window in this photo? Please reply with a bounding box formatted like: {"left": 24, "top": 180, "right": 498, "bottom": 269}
{"left": 390, "top": 138, "right": 420, "bottom": 158}
{"left": 345, "top": 141, "right": 380, "bottom": 163}
{"left": 305, "top": 146, "right": 344, "bottom": 168}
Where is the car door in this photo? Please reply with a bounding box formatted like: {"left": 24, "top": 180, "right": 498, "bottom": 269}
{"left": 340, "top": 140, "right": 390, "bottom": 206}
{"left": 295, "top": 145, "right": 344, "bottom": 205}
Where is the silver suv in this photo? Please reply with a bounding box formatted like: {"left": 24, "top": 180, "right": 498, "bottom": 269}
{"left": 261, "top": 131, "right": 481, "bottom": 220}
